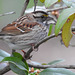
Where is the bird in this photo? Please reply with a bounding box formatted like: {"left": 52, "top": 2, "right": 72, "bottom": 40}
{"left": 0, "top": 11, "right": 56, "bottom": 53}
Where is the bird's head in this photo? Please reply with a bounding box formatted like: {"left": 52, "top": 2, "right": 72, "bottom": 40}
{"left": 32, "top": 11, "right": 49, "bottom": 22}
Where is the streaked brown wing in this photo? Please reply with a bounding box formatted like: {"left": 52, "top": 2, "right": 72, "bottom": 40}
{"left": 1, "top": 19, "right": 40, "bottom": 35}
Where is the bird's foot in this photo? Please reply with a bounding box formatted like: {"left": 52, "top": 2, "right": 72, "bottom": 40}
{"left": 31, "top": 44, "right": 38, "bottom": 52}
{"left": 21, "top": 50, "right": 32, "bottom": 60}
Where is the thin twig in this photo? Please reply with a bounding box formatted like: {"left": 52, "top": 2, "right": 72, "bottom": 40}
{"left": 0, "top": 63, "right": 10, "bottom": 75}
{"left": 20, "top": 0, "right": 30, "bottom": 17}
{"left": 0, "top": 11, "right": 15, "bottom": 17}
{"left": 47, "top": 6, "right": 69, "bottom": 12}
{"left": 28, "top": 62, "right": 75, "bottom": 69}
{"left": 34, "top": 0, "right": 38, "bottom": 11}
{"left": 1, "top": 62, "right": 75, "bottom": 75}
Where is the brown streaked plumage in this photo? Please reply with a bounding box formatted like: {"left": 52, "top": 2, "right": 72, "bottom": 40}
{"left": 0, "top": 11, "right": 52, "bottom": 51}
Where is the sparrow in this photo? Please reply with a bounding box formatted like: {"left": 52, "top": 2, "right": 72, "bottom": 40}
{"left": 0, "top": 11, "right": 55, "bottom": 52}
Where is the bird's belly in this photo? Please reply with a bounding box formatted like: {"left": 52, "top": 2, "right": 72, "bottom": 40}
{"left": 7, "top": 42, "right": 32, "bottom": 50}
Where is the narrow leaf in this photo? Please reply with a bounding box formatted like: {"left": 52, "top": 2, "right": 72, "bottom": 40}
{"left": 23, "top": 60, "right": 29, "bottom": 71}
{"left": 48, "top": 24, "right": 53, "bottom": 36}
{"left": 48, "top": 59, "right": 64, "bottom": 65}
{"left": 39, "top": 68, "right": 75, "bottom": 75}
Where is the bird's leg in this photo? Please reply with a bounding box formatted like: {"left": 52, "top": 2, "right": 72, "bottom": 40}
{"left": 21, "top": 50, "right": 32, "bottom": 60}
{"left": 21, "top": 44, "right": 36, "bottom": 59}
{"left": 21, "top": 44, "right": 38, "bottom": 60}
{"left": 21, "top": 50, "right": 26, "bottom": 57}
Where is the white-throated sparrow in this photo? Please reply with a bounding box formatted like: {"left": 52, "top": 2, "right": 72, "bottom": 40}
{"left": 0, "top": 11, "right": 55, "bottom": 51}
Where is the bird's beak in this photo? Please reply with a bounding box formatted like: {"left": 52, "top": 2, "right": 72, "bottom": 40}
{"left": 45, "top": 15, "right": 57, "bottom": 26}
{"left": 47, "top": 15, "right": 57, "bottom": 23}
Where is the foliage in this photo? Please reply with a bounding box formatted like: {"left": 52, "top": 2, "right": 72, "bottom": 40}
{"left": 62, "top": 14, "right": 75, "bottom": 47}
{"left": 0, "top": 50, "right": 75, "bottom": 75}
{"left": 48, "top": 59, "right": 64, "bottom": 65}
{"left": 1, "top": 0, "right": 75, "bottom": 75}
{"left": 0, "top": 50, "right": 29, "bottom": 75}
{"left": 39, "top": 68, "right": 75, "bottom": 75}
{"left": 48, "top": 24, "right": 53, "bottom": 36}
{"left": 39, "top": 0, "right": 75, "bottom": 47}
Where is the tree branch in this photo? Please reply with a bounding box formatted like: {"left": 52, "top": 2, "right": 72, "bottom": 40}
{"left": 20, "top": 0, "right": 30, "bottom": 17}
{"left": 28, "top": 62, "right": 75, "bottom": 69}
{"left": 1, "top": 62, "right": 75, "bottom": 74}
{"left": 0, "top": 11, "right": 15, "bottom": 17}
{"left": 34, "top": 0, "right": 38, "bottom": 11}
{"left": 0, "top": 62, "right": 10, "bottom": 75}
{"left": 47, "top": 6, "right": 69, "bottom": 12}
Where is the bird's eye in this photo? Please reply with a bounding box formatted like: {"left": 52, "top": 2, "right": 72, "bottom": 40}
{"left": 41, "top": 15, "right": 44, "bottom": 18}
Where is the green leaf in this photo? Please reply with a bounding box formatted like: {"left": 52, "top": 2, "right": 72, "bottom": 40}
{"left": 55, "top": 7, "right": 75, "bottom": 36}
{"left": 40, "top": 0, "right": 45, "bottom": 3}
{"left": 1, "top": 57, "right": 27, "bottom": 71}
{"left": 39, "top": 68, "right": 75, "bottom": 75}
{"left": 48, "top": 24, "right": 53, "bottom": 36}
{"left": 23, "top": 59, "right": 29, "bottom": 71}
{"left": 45, "top": 0, "right": 58, "bottom": 7}
{"left": 1, "top": 57, "right": 29, "bottom": 75}
{"left": 12, "top": 52, "right": 29, "bottom": 70}
{"left": 10, "top": 63, "right": 28, "bottom": 75}
{"left": 0, "top": 49, "right": 10, "bottom": 57}
{"left": 63, "top": 0, "right": 72, "bottom": 7}
{"left": 12, "top": 52, "right": 23, "bottom": 60}
{"left": 48, "top": 59, "right": 64, "bottom": 65}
